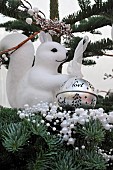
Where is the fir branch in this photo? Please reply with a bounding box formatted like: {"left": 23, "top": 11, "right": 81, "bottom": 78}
{"left": 79, "top": 150, "right": 106, "bottom": 169}
{"left": 65, "top": 36, "right": 113, "bottom": 63}
{"left": 78, "top": 0, "right": 91, "bottom": 11}
{"left": 101, "top": 128, "right": 113, "bottom": 151}
{"left": 2, "top": 122, "right": 30, "bottom": 152}
{"left": 29, "top": 119, "right": 48, "bottom": 138}
{"left": 26, "top": 114, "right": 63, "bottom": 152}
{"left": 28, "top": 150, "right": 55, "bottom": 170}
{"left": 54, "top": 150, "right": 79, "bottom": 170}
{"left": 85, "top": 38, "right": 113, "bottom": 57}
{"left": 71, "top": 16, "right": 111, "bottom": 33}
{"left": 78, "top": 119, "right": 105, "bottom": 145}
{"left": 82, "top": 59, "right": 96, "bottom": 65}
{"left": 0, "top": 20, "right": 39, "bottom": 33}
{"left": 63, "top": 0, "right": 113, "bottom": 25}
{"left": 0, "top": 107, "right": 18, "bottom": 124}
{"left": 0, "top": 107, "right": 19, "bottom": 140}
{"left": 94, "top": 0, "right": 102, "bottom": 4}
{"left": 0, "top": 0, "right": 28, "bottom": 20}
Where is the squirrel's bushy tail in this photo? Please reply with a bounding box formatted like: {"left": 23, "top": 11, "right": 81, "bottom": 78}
{"left": 0, "top": 32, "right": 34, "bottom": 107}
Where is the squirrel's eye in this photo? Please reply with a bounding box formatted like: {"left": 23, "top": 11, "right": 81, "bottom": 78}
{"left": 51, "top": 48, "right": 58, "bottom": 52}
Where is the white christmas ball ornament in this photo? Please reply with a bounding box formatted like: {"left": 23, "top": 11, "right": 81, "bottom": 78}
{"left": 26, "top": 18, "right": 33, "bottom": 25}
{"left": 2, "top": 54, "right": 7, "bottom": 58}
{"left": 41, "top": 120, "right": 45, "bottom": 124}
{"left": 56, "top": 78, "right": 97, "bottom": 109}
{"left": 57, "top": 112, "right": 63, "bottom": 118}
{"left": 33, "top": 7, "right": 39, "bottom": 13}
{"left": 2, "top": 54, "right": 8, "bottom": 61}
{"left": 81, "top": 145, "right": 85, "bottom": 149}
{"left": 46, "top": 115, "right": 53, "bottom": 121}
{"left": 53, "top": 127, "right": 56, "bottom": 131}
{"left": 46, "top": 123, "right": 50, "bottom": 127}
{"left": 4, "top": 57, "right": 8, "bottom": 61}
{"left": 32, "top": 120, "right": 36, "bottom": 123}
{"left": 56, "top": 119, "right": 59, "bottom": 123}
{"left": 72, "top": 116, "right": 79, "bottom": 123}
{"left": 78, "top": 118, "right": 85, "bottom": 125}
{"left": 63, "top": 134, "right": 69, "bottom": 141}
{"left": 62, "top": 127, "right": 68, "bottom": 134}
{"left": 70, "top": 124, "right": 74, "bottom": 129}
{"left": 68, "top": 138, "right": 75, "bottom": 145}
{"left": 104, "top": 124, "right": 111, "bottom": 130}
{"left": 61, "top": 120, "right": 68, "bottom": 127}
{"left": 17, "top": 110, "right": 22, "bottom": 115}
{"left": 28, "top": 9, "right": 34, "bottom": 16}
{"left": 19, "top": 112, "right": 25, "bottom": 119}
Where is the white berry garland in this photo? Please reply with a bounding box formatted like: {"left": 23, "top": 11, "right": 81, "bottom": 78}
{"left": 17, "top": 101, "right": 113, "bottom": 167}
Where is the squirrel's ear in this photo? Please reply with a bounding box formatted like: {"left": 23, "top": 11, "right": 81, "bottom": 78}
{"left": 39, "top": 31, "right": 47, "bottom": 43}
{"left": 39, "top": 31, "right": 52, "bottom": 43}
{"left": 46, "top": 32, "right": 52, "bottom": 42}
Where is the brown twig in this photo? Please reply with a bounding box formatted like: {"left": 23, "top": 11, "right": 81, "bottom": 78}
{"left": 0, "top": 31, "right": 39, "bottom": 56}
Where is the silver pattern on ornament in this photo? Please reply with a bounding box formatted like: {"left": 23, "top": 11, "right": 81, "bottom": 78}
{"left": 56, "top": 78, "right": 97, "bottom": 109}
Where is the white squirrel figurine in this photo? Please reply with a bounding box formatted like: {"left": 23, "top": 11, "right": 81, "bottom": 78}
{"left": 0, "top": 31, "right": 89, "bottom": 108}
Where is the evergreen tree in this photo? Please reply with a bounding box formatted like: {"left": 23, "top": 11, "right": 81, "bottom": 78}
{"left": 0, "top": 101, "right": 113, "bottom": 169}
{"left": 0, "top": 1, "right": 113, "bottom": 169}
{"left": 0, "top": 0, "right": 113, "bottom": 67}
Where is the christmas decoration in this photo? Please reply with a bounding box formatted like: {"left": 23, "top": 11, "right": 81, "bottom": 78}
{"left": 0, "top": 4, "right": 72, "bottom": 67}
{"left": 1, "top": 103, "right": 113, "bottom": 169}
{"left": 16, "top": 102, "right": 113, "bottom": 145}
{"left": 56, "top": 78, "right": 97, "bottom": 109}
{"left": 0, "top": 3, "right": 89, "bottom": 109}
{"left": 0, "top": 30, "right": 89, "bottom": 108}
{"left": 1, "top": 1, "right": 113, "bottom": 170}
{"left": 26, "top": 7, "right": 72, "bottom": 37}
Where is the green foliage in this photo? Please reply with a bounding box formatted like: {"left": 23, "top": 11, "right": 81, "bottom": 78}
{"left": 72, "top": 16, "right": 111, "bottom": 33}
{"left": 78, "top": 119, "right": 105, "bottom": 145}
{"left": 54, "top": 150, "right": 81, "bottom": 170}
{"left": 0, "top": 107, "right": 18, "bottom": 124}
{"left": 0, "top": 0, "right": 113, "bottom": 67}
{"left": 79, "top": 150, "right": 106, "bottom": 169}
{"left": 64, "top": 36, "right": 113, "bottom": 65}
{"left": 78, "top": 0, "right": 91, "bottom": 11}
{"left": 63, "top": 0, "right": 113, "bottom": 24}
{"left": 64, "top": 36, "right": 97, "bottom": 65}
{"left": 0, "top": 107, "right": 19, "bottom": 139}
{"left": 28, "top": 151, "right": 55, "bottom": 170}
{"left": 2, "top": 122, "right": 30, "bottom": 152}
{"left": 86, "top": 38, "right": 113, "bottom": 56}
{"left": 0, "top": 20, "right": 39, "bottom": 36}
{"left": 1, "top": 0, "right": 113, "bottom": 169}
{"left": 7, "top": 0, "right": 21, "bottom": 10}
{"left": 95, "top": 95, "right": 113, "bottom": 112}
{"left": 1, "top": 106, "right": 113, "bottom": 169}
{"left": 0, "top": 0, "right": 28, "bottom": 20}
{"left": 62, "top": 0, "right": 113, "bottom": 64}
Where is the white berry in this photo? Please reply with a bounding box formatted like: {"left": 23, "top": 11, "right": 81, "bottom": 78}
{"left": 26, "top": 18, "right": 33, "bottom": 25}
